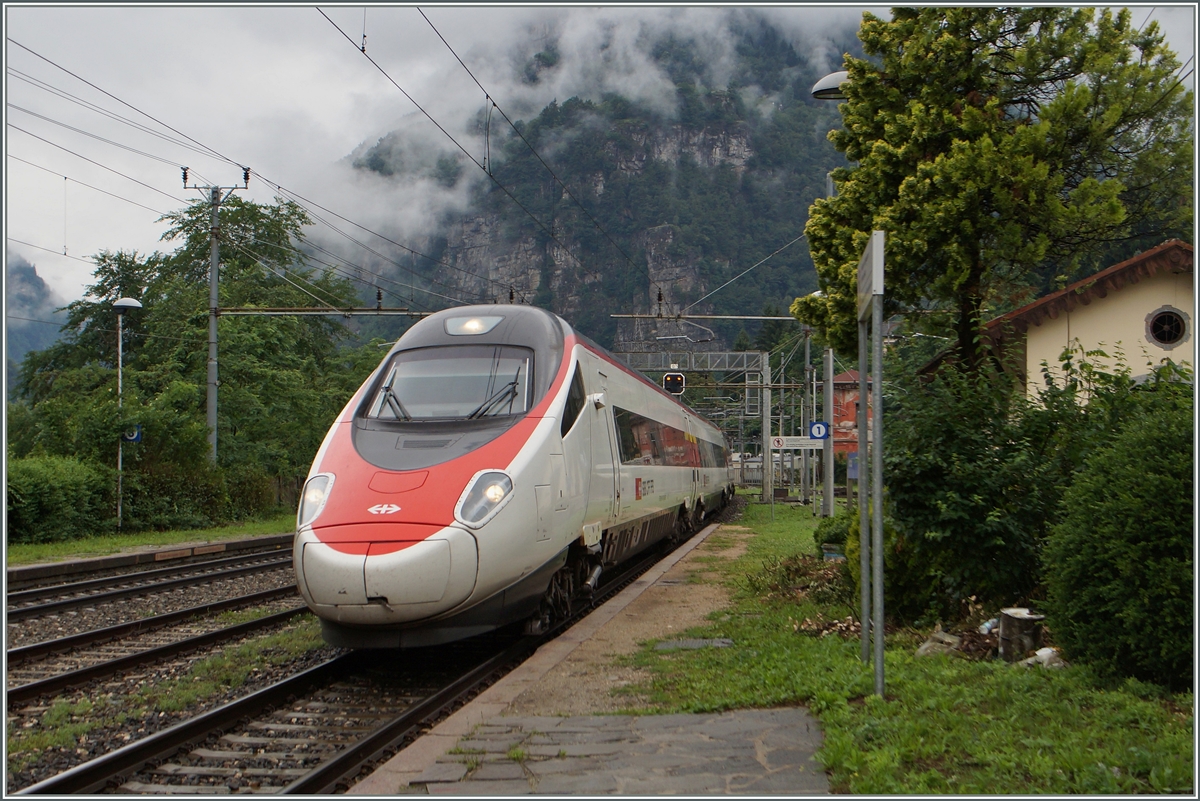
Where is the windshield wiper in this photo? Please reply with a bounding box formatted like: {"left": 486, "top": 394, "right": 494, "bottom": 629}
{"left": 376, "top": 370, "right": 411, "bottom": 421}
{"left": 466, "top": 365, "right": 523, "bottom": 420}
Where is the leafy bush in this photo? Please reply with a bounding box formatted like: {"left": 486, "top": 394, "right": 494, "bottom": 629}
{"left": 814, "top": 511, "right": 853, "bottom": 549}
{"left": 223, "top": 465, "right": 280, "bottom": 520}
{"left": 1043, "top": 382, "right": 1193, "bottom": 689}
{"left": 882, "top": 367, "right": 1068, "bottom": 621}
{"left": 122, "top": 464, "right": 229, "bottom": 531}
{"left": 7, "top": 456, "right": 114, "bottom": 542}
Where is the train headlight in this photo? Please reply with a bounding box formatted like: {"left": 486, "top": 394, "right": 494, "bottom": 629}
{"left": 455, "top": 470, "right": 514, "bottom": 529}
{"left": 297, "top": 474, "right": 334, "bottom": 529}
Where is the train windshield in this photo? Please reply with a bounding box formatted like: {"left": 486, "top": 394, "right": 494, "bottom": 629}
{"left": 366, "top": 346, "right": 533, "bottom": 421}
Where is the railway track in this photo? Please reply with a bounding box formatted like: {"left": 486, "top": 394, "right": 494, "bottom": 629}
{"left": 6, "top": 535, "right": 294, "bottom": 592}
{"left": 7, "top": 587, "right": 307, "bottom": 705}
{"left": 7, "top": 552, "right": 294, "bottom": 622}
{"left": 15, "top": 539, "right": 678, "bottom": 795}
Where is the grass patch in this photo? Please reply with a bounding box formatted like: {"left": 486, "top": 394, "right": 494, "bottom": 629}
{"left": 6, "top": 617, "right": 326, "bottom": 777}
{"left": 624, "top": 497, "right": 1195, "bottom": 794}
{"left": 6, "top": 513, "right": 296, "bottom": 566}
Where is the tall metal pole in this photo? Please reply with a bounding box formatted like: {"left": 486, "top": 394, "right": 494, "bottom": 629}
{"left": 207, "top": 186, "right": 222, "bottom": 463}
{"left": 802, "top": 329, "right": 811, "bottom": 504}
{"left": 117, "top": 311, "right": 124, "bottom": 531}
{"left": 822, "top": 347, "right": 834, "bottom": 516}
{"left": 762, "top": 352, "right": 772, "bottom": 514}
{"left": 871, "top": 293, "right": 885, "bottom": 696}
{"left": 858, "top": 317, "right": 870, "bottom": 662}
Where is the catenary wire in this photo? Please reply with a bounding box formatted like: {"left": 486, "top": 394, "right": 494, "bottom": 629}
{"left": 416, "top": 7, "right": 667, "bottom": 300}
{"left": 9, "top": 38, "right": 510, "bottom": 308}
{"left": 8, "top": 123, "right": 187, "bottom": 204}
{"left": 8, "top": 154, "right": 167, "bottom": 215}
{"left": 7, "top": 67, "right": 234, "bottom": 166}
{"left": 6, "top": 237, "right": 98, "bottom": 265}
{"left": 682, "top": 233, "right": 808, "bottom": 313}
{"left": 318, "top": 8, "right": 613, "bottom": 297}
{"left": 9, "top": 103, "right": 191, "bottom": 168}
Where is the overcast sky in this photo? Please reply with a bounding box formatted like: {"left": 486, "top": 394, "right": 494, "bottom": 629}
{"left": 4, "top": 4, "right": 1195, "bottom": 315}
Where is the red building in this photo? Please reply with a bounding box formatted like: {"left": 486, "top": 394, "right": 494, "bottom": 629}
{"left": 816, "top": 371, "right": 872, "bottom": 456}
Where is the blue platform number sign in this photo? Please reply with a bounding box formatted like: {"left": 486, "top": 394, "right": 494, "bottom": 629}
{"left": 121, "top": 425, "right": 142, "bottom": 443}
{"left": 809, "top": 421, "right": 830, "bottom": 440}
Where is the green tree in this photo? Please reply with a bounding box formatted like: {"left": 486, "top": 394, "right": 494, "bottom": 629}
{"left": 9, "top": 197, "right": 383, "bottom": 532}
{"left": 794, "top": 8, "right": 1193, "bottom": 366}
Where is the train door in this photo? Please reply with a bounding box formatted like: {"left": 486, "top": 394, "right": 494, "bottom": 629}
{"left": 685, "top": 414, "right": 699, "bottom": 510}
{"left": 586, "top": 355, "right": 620, "bottom": 524}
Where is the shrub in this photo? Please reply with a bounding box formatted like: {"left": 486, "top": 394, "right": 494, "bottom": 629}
{"left": 223, "top": 465, "right": 278, "bottom": 520}
{"left": 814, "top": 511, "right": 853, "bottom": 549}
{"left": 7, "top": 456, "right": 114, "bottom": 542}
{"left": 1042, "top": 383, "right": 1193, "bottom": 689}
{"left": 882, "top": 367, "right": 1068, "bottom": 620}
{"left": 122, "top": 463, "right": 229, "bottom": 531}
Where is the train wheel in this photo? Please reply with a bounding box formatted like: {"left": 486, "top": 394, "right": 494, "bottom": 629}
{"left": 525, "top": 563, "right": 575, "bottom": 635}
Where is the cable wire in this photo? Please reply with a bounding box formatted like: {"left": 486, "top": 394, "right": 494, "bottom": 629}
{"left": 416, "top": 7, "right": 666, "bottom": 299}
{"left": 9, "top": 123, "right": 186, "bottom": 204}
{"left": 682, "top": 233, "right": 807, "bottom": 313}
{"left": 6, "top": 236, "right": 97, "bottom": 265}
{"left": 318, "top": 8, "right": 612, "bottom": 296}
{"left": 8, "top": 154, "right": 167, "bottom": 215}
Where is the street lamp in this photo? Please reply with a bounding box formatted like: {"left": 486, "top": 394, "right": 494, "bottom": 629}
{"left": 813, "top": 70, "right": 886, "bottom": 697}
{"left": 810, "top": 70, "right": 848, "bottom": 101}
{"left": 114, "top": 296, "right": 142, "bottom": 530}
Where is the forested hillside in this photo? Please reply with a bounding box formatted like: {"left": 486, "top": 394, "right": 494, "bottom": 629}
{"left": 349, "top": 19, "right": 858, "bottom": 348}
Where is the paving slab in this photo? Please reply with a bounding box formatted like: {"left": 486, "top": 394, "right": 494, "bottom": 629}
{"left": 347, "top": 522, "right": 828, "bottom": 795}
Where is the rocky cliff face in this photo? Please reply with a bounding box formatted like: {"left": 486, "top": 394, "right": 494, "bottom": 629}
{"left": 431, "top": 122, "right": 753, "bottom": 350}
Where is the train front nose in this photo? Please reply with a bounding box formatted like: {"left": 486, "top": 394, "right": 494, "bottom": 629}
{"left": 294, "top": 523, "right": 478, "bottom": 625}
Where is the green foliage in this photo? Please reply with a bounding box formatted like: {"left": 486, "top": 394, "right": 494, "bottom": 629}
{"left": 876, "top": 341, "right": 1192, "bottom": 627}
{"left": 1043, "top": 382, "right": 1193, "bottom": 690}
{"left": 628, "top": 494, "right": 1193, "bottom": 794}
{"left": 6, "top": 456, "right": 113, "bottom": 542}
{"left": 8, "top": 197, "right": 381, "bottom": 536}
{"left": 814, "top": 510, "right": 852, "bottom": 548}
{"left": 882, "top": 368, "right": 1067, "bottom": 621}
{"left": 795, "top": 8, "right": 1193, "bottom": 363}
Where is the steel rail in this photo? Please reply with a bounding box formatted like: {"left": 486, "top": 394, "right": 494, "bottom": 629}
{"left": 16, "top": 534, "right": 692, "bottom": 795}
{"left": 6, "top": 556, "right": 293, "bottom": 621}
{"left": 7, "top": 586, "right": 300, "bottom": 666}
{"left": 8, "top": 606, "right": 309, "bottom": 706}
{"left": 6, "top": 534, "right": 293, "bottom": 588}
{"left": 284, "top": 546, "right": 669, "bottom": 794}
{"left": 7, "top": 551, "right": 293, "bottom": 604}
{"left": 15, "top": 652, "right": 362, "bottom": 795}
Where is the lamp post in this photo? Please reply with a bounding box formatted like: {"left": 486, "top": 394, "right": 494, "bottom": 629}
{"left": 812, "top": 70, "right": 886, "bottom": 697}
{"left": 114, "top": 297, "right": 142, "bottom": 530}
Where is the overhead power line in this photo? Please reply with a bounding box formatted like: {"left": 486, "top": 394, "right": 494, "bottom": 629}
{"left": 7, "top": 37, "right": 496, "bottom": 309}
{"left": 8, "top": 154, "right": 166, "bottom": 215}
{"left": 416, "top": 7, "right": 667, "bottom": 301}
{"left": 682, "top": 233, "right": 808, "bottom": 313}
{"left": 9, "top": 123, "right": 185, "bottom": 204}
{"left": 6, "top": 236, "right": 97, "bottom": 265}
{"left": 317, "top": 8, "right": 614, "bottom": 298}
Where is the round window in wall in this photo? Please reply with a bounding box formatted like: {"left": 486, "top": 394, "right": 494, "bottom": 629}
{"left": 1145, "top": 306, "right": 1190, "bottom": 351}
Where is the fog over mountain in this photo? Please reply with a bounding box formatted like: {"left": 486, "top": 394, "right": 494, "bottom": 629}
{"left": 6, "top": 250, "right": 67, "bottom": 365}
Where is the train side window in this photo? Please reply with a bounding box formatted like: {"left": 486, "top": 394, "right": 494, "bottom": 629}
{"left": 560, "top": 366, "right": 587, "bottom": 438}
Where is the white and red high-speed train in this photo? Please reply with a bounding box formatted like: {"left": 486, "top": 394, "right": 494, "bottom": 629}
{"left": 294, "top": 305, "right": 733, "bottom": 648}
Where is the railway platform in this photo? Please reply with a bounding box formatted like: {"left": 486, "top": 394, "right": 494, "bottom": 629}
{"left": 349, "top": 522, "right": 828, "bottom": 795}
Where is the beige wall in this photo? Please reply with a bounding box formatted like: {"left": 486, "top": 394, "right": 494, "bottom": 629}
{"left": 1025, "top": 270, "right": 1194, "bottom": 396}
